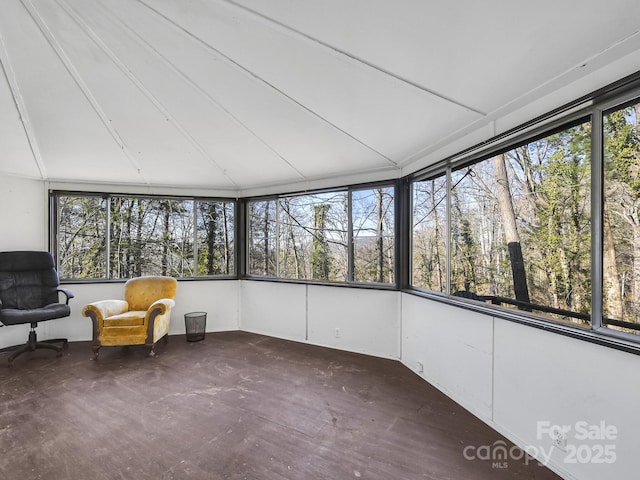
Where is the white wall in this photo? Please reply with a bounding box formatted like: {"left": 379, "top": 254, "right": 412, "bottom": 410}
{"left": 239, "top": 280, "right": 400, "bottom": 359}
{"left": 307, "top": 285, "right": 399, "bottom": 358}
{"left": 401, "top": 294, "right": 494, "bottom": 419}
{"left": 0, "top": 175, "right": 47, "bottom": 250}
{"left": 401, "top": 293, "right": 640, "bottom": 480}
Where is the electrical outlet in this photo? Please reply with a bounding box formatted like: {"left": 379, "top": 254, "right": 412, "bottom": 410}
{"left": 334, "top": 328, "right": 340, "bottom": 338}
{"left": 551, "top": 429, "right": 567, "bottom": 451}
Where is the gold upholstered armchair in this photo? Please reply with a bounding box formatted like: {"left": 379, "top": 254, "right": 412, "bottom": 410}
{"left": 82, "top": 276, "right": 177, "bottom": 359}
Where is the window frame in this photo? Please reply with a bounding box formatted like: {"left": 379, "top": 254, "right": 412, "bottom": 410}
{"left": 595, "top": 92, "right": 640, "bottom": 339}
{"left": 50, "top": 190, "right": 238, "bottom": 281}
{"left": 406, "top": 77, "right": 640, "bottom": 352}
{"left": 243, "top": 180, "right": 399, "bottom": 289}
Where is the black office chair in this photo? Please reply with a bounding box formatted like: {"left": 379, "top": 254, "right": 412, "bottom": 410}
{"left": 0, "top": 251, "right": 73, "bottom": 366}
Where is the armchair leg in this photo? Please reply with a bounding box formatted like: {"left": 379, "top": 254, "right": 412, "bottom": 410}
{"left": 149, "top": 344, "right": 157, "bottom": 357}
{"left": 91, "top": 345, "right": 101, "bottom": 360}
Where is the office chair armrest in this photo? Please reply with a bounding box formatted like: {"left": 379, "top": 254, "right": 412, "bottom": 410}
{"left": 58, "top": 287, "right": 75, "bottom": 304}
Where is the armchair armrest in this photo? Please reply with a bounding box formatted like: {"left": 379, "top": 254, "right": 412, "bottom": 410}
{"left": 145, "top": 298, "right": 176, "bottom": 344}
{"left": 146, "top": 298, "right": 176, "bottom": 318}
{"left": 58, "top": 287, "right": 75, "bottom": 305}
{"left": 82, "top": 300, "right": 129, "bottom": 321}
{"left": 83, "top": 300, "right": 129, "bottom": 344}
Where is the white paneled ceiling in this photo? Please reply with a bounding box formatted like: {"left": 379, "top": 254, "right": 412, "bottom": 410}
{"left": 1, "top": 0, "right": 639, "bottom": 194}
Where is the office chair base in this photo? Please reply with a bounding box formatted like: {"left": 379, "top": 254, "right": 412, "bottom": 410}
{"left": 6, "top": 329, "right": 68, "bottom": 366}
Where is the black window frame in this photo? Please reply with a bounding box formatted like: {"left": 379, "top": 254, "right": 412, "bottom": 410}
{"left": 243, "top": 180, "right": 399, "bottom": 289}
{"left": 50, "top": 190, "right": 238, "bottom": 281}
{"left": 406, "top": 72, "right": 640, "bottom": 353}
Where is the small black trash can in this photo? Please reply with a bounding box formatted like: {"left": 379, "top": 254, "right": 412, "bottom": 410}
{"left": 184, "top": 312, "right": 207, "bottom": 342}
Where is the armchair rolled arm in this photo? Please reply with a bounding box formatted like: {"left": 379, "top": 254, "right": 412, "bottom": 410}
{"left": 82, "top": 300, "right": 129, "bottom": 322}
{"left": 58, "top": 287, "right": 75, "bottom": 305}
{"left": 146, "top": 298, "right": 176, "bottom": 320}
{"left": 144, "top": 298, "right": 175, "bottom": 341}
{"left": 83, "top": 300, "right": 129, "bottom": 343}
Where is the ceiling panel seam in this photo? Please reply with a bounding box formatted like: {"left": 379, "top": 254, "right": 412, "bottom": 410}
{"left": 222, "top": 0, "right": 487, "bottom": 117}
{"left": 97, "top": 0, "right": 307, "bottom": 183}
{"left": 21, "top": 0, "right": 149, "bottom": 184}
{"left": 398, "top": 29, "right": 640, "bottom": 170}
{"left": 0, "top": 29, "right": 47, "bottom": 179}
{"left": 136, "top": 0, "right": 400, "bottom": 170}
{"left": 56, "top": 0, "right": 240, "bottom": 188}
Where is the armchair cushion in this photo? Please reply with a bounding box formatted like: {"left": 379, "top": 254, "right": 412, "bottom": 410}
{"left": 103, "top": 311, "right": 146, "bottom": 327}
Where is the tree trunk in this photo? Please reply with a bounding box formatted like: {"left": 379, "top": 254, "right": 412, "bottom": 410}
{"left": 493, "top": 154, "right": 531, "bottom": 307}
{"left": 207, "top": 205, "right": 218, "bottom": 275}
{"left": 222, "top": 204, "right": 230, "bottom": 274}
{"left": 135, "top": 201, "right": 143, "bottom": 277}
{"left": 603, "top": 209, "right": 623, "bottom": 319}
{"left": 284, "top": 201, "right": 302, "bottom": 278}
{"left": 311, "top": 204, "right": 331, "bottom": 280}
{"left": 430, "top": 187, "right": 444, "bottom": 291}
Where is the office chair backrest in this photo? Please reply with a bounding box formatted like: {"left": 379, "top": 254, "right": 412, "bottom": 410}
{"left": 0, "top": 251, "right": 61, "bottom": 310}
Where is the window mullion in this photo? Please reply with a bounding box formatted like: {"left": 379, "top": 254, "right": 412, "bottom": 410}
{"left": 445, "top": 168, "right": 452, "bottom": 296}
{"left": 591, "top": 110, "right": 603, "bottom": 330}
{"left": 275, "top": 199, "right": 281, "bottom": 278}
{"left": 348, "top": 191, "right": 354, "bottom": 282}
{"left": 105, "top": 195, "right": 111, "bottom": 279}
{"left": 193, "top": 200, "right": 199, "bottom": 277}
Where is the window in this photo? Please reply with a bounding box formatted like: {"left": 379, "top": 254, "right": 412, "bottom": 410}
{"left": 196, "top": 200, "right": 235, "bottom": 276}
{"left": 248, "top": 191, "right": 350, "bottom": 282}
{"left": 248, "top": 184, "right": 395, "bottom": 284}
{"left": 53, "top": 192, "right": 235, "bottom": 280}
{"left": 411, "top": 121, "right": 592, "bottom": 328}
{"left": 603, "top": 100, "right": 640, "bottom": 335}
{"left": 247, "top": 199, "right": 277, "bottom": 277}
{"left": 352, "top": 186, "right": 395, "bottom": 283}
{"left": 411, "top": 174, "right": 447, "bottom": 292}
{"left": 56, "top": 194, "right": 107, "bottom": 279}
